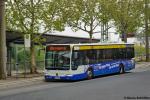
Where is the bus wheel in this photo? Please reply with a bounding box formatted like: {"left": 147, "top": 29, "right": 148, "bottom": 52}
{"left": 119, "top": 64, "right": 125, "bottom": 74}
{"left": 87, "top": 69, "right": 93, "bottom": 79}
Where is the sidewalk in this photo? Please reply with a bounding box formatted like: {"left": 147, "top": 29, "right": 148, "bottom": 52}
{"left": 132, "top": 62, "right": 150, "bottom": 72}
{"left": 0, "top": 62, "right": 150, "bottom": 90}
{"left": 0, "top": 74, "right": 44, "bottom": 90}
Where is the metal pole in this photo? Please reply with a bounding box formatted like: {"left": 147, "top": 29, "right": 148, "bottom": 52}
{"left": 7, "top": 44, "right": 11, "bottom": 76}
{"left": 0, "top": 0, "right": 7, "bottom": 79}
{"left": 24, "top": 45, "right": 26, "bottom": 78}
{"left": 15, "top": 44, "right": 18, "bottom": 78}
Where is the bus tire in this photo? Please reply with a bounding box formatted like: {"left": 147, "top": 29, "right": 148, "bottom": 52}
{"left": 44, "top": 78, "right": 49, "bottom": 82}
{"left": 45, "top": 79, "right": 48, "bottom": 82}
{"left": 87, "top": 68, "right": 93, "bottom": 79}
{"left": 119, "top": 64, "right": 125, "bottom": 74}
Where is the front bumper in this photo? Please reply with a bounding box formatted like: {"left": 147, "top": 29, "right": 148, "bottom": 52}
{"left": 45, "top": 73, "right": 87, "bottom": 81}
{"left": 45, "top": 75, "right": 73, "bottom": 80}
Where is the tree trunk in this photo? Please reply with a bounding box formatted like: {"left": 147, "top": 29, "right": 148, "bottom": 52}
{"left": 121, "top": 31, "right": 127, "bottom": 43}
{"left": 89, "top": 31, "right": 93, "bottom": 43}
{"left": 30, "top": 42, "right": 37, "bottom": 74}
{"left": 0, "top": 0, "right": 7, "bottom": 79}
{"left": 145, "top": 0, "right": 149, "bottom": 62}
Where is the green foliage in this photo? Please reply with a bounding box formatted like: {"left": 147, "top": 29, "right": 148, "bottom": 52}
{"left": 109, "top": 0, "right": 144, "bottom": 39}
{"left": 6, "top": 0, "right": 65, "bottom": 39}
{"left": 134, "top": 45, "right": 146, "bottom": 56}
{"left": 11, "top": 44, "right": 45, "bottom": 68}
{"left": 61, "top": 0, "right": 111, "bottom": 39}
{"left": 5, "top": 0, "right": 150, "bottom": 65}
{"left": 59, "top": 0, "right": 145, "bottom": 41}
{"left": 6, "top": 0, "right": 147, "bottom": 41}
{"left": 41, "top": 0, "right": 66, "bottom": 32}
{"left": 5, "top": 0, "right": 66, "bottom": 72}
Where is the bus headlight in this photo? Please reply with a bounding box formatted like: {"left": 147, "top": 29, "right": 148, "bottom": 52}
{"left": 131, "top": 58, "right": 135, "bottom": 64}
{"left": 131, "top": 58, "right": 135, "bottom": 67}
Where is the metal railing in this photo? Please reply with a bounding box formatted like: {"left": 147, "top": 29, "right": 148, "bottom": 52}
{"left": 6, "top": 61, "right": 44, "bottom": 78}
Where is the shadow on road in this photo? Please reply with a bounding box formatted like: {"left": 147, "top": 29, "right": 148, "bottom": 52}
{"left": 44, "top": 71, "right": 133, "bottom": 83}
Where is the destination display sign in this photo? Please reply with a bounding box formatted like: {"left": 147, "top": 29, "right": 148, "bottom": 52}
{"left": 46, "top": 45, "right": 70, "bottom": 51}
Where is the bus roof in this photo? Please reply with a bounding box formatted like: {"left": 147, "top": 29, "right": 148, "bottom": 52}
{"left": 46, "top": 42, "right": 134, "bottom": 46}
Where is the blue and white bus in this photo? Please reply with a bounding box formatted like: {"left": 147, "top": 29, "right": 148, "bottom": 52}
{"left": 44, "top": 43, "right": 135, "bottom": 81}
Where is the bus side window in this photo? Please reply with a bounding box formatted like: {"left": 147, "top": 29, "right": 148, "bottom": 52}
{"left": 97, "top": 49, "right": 104, "bottom": 62}
{"left": 72, "top": 51, "right": 80, "bottom": 70}
{"left": 105, "top": 49, "right": 113, "bottom": 60}
{"left": 86, "top": 50, "right": 96, "bottom": 64}
{"left": 72, "top": 51, "right": 86, "bottom": 66}
{"left": 73, "top": 52, "right": 78, "bottom": 59}
{"left": 117, "top": 48, "right": 124, "bottom": 59}
{"left": 72, "top": 51, "right": 79, "bottom": 65}
{"left": 112, "top": 49, "right": 117, "bottom": 59}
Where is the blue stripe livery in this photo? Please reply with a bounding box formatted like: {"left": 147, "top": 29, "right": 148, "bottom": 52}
{"left": 45, "top": 59, "right": 135, "bottom": 81}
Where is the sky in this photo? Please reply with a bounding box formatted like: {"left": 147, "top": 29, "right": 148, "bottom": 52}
{"left": 46, "top": 26, "right": 136, "bottom": 43}
{"left": 48, "top": 27, "right": 123, "bottom": 42}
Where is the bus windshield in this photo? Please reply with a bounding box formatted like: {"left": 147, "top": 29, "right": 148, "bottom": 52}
{"left": 45, "top": 46, "right": 70, "bottom": 70}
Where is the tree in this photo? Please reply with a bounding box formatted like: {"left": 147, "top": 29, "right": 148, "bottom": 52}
{"left": 6, "top": 0, "right": 65, "bottom": 73}
{"left": 40, "top": 0, "right": 65, "bottom": 32}
{"left": 110, "top": 0, "right": 143, "bottom": 42}
{"left": 98, "top": 0, "right": 115, "bottom": 41}
{"left": 0, "top": 0, "right": 7, "bottom": 79}
{"left": 61, "top": 0, "right": 112, "bottom": 42}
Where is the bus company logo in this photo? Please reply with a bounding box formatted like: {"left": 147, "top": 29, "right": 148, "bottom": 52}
{"left": 96, "top": 64, "right": 110, "bottom": 70}
{"left": 109, "top": 63, "right": 119, "bottom": 69}
{"left": 96, "top": 63, "right": 119, "bottom": 70}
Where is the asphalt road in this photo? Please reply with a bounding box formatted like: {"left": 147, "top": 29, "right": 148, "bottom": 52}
{"left": 0, "top": 71, "right": 150, "bottom": 100}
